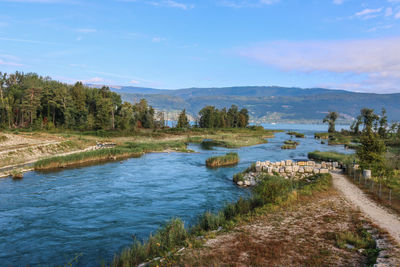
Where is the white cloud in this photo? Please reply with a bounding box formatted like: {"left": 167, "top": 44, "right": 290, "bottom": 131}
{"left": 152, "top": 36, "right": 166, "bottom": 42}
{"left": 354, "top": 7, "right": 383, "bottom": 19}
{"left": 82, "top": 77, "right": 106, "bottom": 83}
{"left": 219, "top": 0, "right": 279, "bottom": 8}
{"left": 236, "top": 38, "right": 400, "bottom": 92}
{"left": 0, "top": 55, "right": 23, "bottom": 67}
{"left": 333, "top": 0, "right": 344, "bottom": 5}
{"left": 367, "top": 24, "right": 393, "bottom": 32}
{"left": 395, "top": 11, "right": 400, "bottom": 19}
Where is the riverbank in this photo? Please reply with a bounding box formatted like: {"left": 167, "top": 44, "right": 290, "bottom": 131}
{"left": 112, "top": 173, "right": 400, "bottom": 266}
{"left": 0, "top": 127, "right": 276, "bottom": 176}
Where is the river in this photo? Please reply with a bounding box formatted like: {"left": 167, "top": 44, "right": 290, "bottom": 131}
{"left": 0, "top": 124, "right": 351, "bottom": 266}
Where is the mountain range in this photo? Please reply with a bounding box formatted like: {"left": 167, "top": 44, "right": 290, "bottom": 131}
{"left": 96, "top": 85, "right": 400, "bottom": 124}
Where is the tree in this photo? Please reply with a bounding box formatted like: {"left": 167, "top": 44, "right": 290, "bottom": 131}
{"left": 360, "top": 108, "right": 379, "bottom": 134}
{"left": 350, "top": 115, "right": 362, "bottom": 135}
{"left": 176, "top": 109, "right": 190, "bottom": 128}
{"left": 323, "top": 111, "right": 338, "bottom": 133}
{"left": 356, "top": 131, "right": 387, "bottom": 177}
{"left": 378, "top": 108, "right": 388, "bottom": 139}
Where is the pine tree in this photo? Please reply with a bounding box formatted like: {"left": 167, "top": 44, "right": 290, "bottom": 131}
{"left": 177, "top": 109, "right": 190, "bottom": 128}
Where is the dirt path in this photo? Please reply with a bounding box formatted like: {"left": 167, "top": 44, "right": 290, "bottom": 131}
{"left": 332, "top": 171, "right": 400, "bottom": 244}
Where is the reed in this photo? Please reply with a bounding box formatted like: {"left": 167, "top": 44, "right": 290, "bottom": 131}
{"left": 205, "top": 152, "right": 239, "bottom": 168}
{"left": 308, "top": 150, "right": 354, "bottom": 164}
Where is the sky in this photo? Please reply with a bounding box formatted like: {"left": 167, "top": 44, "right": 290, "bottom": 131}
{"left": 0, "top": 0, "right": 400, "bottom": 93}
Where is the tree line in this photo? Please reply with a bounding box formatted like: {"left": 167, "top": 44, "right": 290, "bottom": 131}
{"left": 0, "top": 72, "right": 161, "bottom": 130}
{"left": 323, "top": 108, "right": 400, "bottom": 177}
{"left": 0, "top": 72, "right": 250, "bottom": 131}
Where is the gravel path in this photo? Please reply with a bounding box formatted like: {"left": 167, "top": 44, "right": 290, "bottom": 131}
{"left": 332, "top": 171, "right": 400, "bottom": 244}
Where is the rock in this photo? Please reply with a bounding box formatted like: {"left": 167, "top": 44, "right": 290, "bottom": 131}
{"left": 307, "top": 161, "right": 315, "bottom": 167}
{"left": 315, "top": 164, "right": 322, "bottom": 169}
{"left": 304, "top": 166, "right": 313, "bottom": 173}
{"left": 298, "top": 167, "right": 305, "bottom": 173}
{"left": 313, "top": 168, "right": 320, "bottom": 174}
{"left": 345, "top": 244, "right": 355, "bottom": 250}
{"left": 244, "top": 180, "right": 251, "bottom": 186}
{"left": 267, "top": 167, "right": 273, "bottom": 173}
{"left": 333, "top": 162, "right": 339, "bottom": 168}
{"left": 237, "top": 181, "right": 244, "bottom": 186}
{"left": 293, "top": 166, "right": 299, "bottom": 172}
{"left": 281, "top": 160, "right": 286, "bottom": 166}
{"left": 265, "top": 161, "right": 270, "bottom": 166}
{"left": 250, "top": 180, "right": 257, "bottom": 186}
{"left": 279, "top": 168, "right": 285, "bottom": 173}
{"left": 256, "top": 165, "right": 261, "bottom": 172}
{"left": 275, "top": 161, "right": 281, "bottom": 166}
{"left": 320, "top": 169, "right": 329, "bottom": 174}
{"left": 285, "top": 166, "right": 293, "bottom": 173}
{"left": 285, "top": 160, "right": 292, "bottom": 166}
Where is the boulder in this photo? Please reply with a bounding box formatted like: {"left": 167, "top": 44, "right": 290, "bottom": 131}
{"left": 285, "top": 166, "right": 293, "bottom": 173}
{"left": 320, "top": 169, "right": 329, "bottom": 174}
{"left": 293, "top": 166, "right": 299, "bottom": 172}
{"left": 275, "top": 161, "right": 281, "bottom": 166}
{"left": 299, "top": 167, "right": 305, "bottom": 173}
{"left": 244, "top": 180, "right": 251, "bottom": 186}
{"left": 332, "top": 162, "right": 339, "bottom": 168}
{"left": 304, "top": 166, "right": 313, "bottom": 173}
{"left": 313, "top": 168, "right": 320, "bottom": 174}
{"left": 281, "top": 160, "right": 286, "bottom": 166}
{"left": 315, "top": 164, "right": 322, "bottom": 169}
{"left": 307, "top": 161, "right": 315, "bottom": 167}
{"left": 237, "top": 181, "right": 244, "bottom": 186}
{"left": 267, "top": 167, "right": 273, "bottom": 173}
{"left": 279, "top": 168, "right": 285, "bottom": 173}
{"left": 286, "top": 160, "right": 292, "bottom": 166}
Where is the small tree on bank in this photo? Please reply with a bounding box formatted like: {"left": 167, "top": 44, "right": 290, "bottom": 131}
{"left": 177, "top": 109, "right": 190, "bottom": 128}
{"left": 323, "top": 111, "right": 338, "bottom": 133}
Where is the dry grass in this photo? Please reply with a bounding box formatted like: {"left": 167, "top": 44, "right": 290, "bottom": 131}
{"left": 177, "top": 189, "right": 397, "bottom": 267}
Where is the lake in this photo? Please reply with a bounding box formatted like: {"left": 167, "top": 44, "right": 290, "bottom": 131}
{"left": 0, "top": 124, "right": 351, "bottom": 266}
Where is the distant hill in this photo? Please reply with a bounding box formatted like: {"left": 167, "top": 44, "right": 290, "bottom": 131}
{"left": 93, "top": 85, "right": 400, "bottom": 123}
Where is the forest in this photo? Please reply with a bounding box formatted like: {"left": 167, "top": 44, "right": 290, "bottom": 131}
{"left": 0, "top": 72, "right": 249, "bottom": 131}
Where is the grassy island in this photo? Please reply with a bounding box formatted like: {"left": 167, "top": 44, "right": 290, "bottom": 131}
{"left": 287, "top": 131, "right": 305, "bottom": 138}
{"left": 281, "top": 140, "right": 299, "bottom": 149}
{"left": 206, "top": 152, "right": 239, "bottom": 168}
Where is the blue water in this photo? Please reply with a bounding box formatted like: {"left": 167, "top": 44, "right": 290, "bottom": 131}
{"left": 0, "top": 125, "right": 352, "bottom": 266}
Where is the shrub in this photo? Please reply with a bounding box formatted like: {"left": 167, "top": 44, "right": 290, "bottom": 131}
{"left": 287, "top": 131, "right": 305, "bottom": 138}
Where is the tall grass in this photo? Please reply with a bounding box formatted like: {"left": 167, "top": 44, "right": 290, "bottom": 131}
{"left": 206, "top": 152, "right": 239, "bottom": 167}
{"left": 308, "top": 150, "right": 355, "bottom": 164}
{"left": 0, "top": 134, "right": 7, "bottom": 143}
{"left": 112, "top": 173, "right": 332, "bottom": 266}
{"left": 34, "top": 140, "right": 188, "bottom": 170}
{"left": 287, "top": 131, "right": 305, "bottom": 138}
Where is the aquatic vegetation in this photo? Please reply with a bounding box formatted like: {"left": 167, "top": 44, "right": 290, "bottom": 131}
{"left": 34, "top": 140, "right": 189, "bottom": 170}
{"left": 206, "top": 152, "right": 239, "bottom": 168}
{"left": 287, "top": 131, "right": 305, "bottom": 138}
{"left": 308, "top": 150, "right": 355, "bottom": 164}
{"left": 281, "top": 140, "right": 299, "bottom": 149}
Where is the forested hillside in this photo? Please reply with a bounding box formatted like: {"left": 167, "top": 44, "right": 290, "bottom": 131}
{"left": 116, "top": 86, "right": 400, "bottom": 123}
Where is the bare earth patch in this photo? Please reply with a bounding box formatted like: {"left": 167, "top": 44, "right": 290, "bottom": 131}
{"left": 180, "top": 189, "right": 400, "bottom": 266}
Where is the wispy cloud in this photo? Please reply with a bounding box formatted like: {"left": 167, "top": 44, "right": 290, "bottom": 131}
{"left": 0, "top": 54, "right": 24, "bottom": 67}
{"left": 0, "top": 36, "right": 63, "bottom": 45}
{"left": 118, "top": 0, "right": 193, "bottom": 10}
{"left": 236, "top": 38, "right": 400, "bottom": 92}
{"left": 76, "top": 28, "right": 97, "bottom": 33}
{"left": 0, "top": 0, "right": 78, "bottom": 3}
{"left": 354, "top": 7, "right": 383, "bottom": 19}
{"left": 152, "top": 36, "right": 166, "bottom": 42}
{"left": 333, "top": 0, "right": 344, "bottom": 5}
{"left": 218, "top": 0, "right": 279, "bottom": 8}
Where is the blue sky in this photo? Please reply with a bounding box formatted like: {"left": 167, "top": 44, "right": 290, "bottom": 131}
{"left": 0, "top": 0, "right": 400, "bottom": 93}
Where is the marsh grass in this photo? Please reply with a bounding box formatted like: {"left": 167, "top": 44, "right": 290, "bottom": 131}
{"left": 206, "top": 152, "right": 239, "bottom": 168}
{"left": 308, "top": 150, "right": 355, "bottom": 164}
{"left": 34, "top": 140, "right": 189, "bottom": 170}
{"left": 287, "top": 131, "right": 305, "bottom": 138}
{"left": 112, "top": 173, "right": 332, "bottom": 266}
